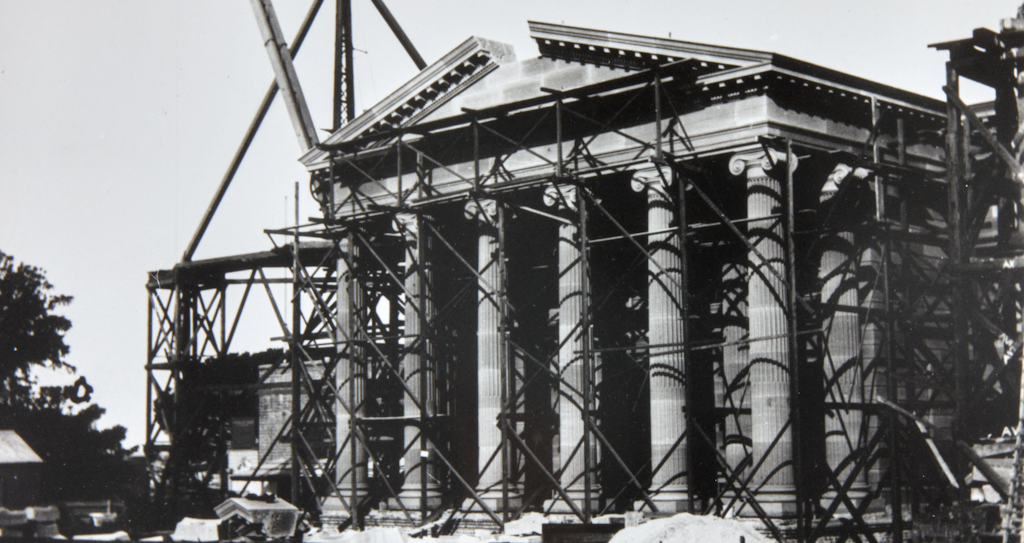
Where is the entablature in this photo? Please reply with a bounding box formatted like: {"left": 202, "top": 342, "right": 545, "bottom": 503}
{"left": 306, "top": 25, "right": 948, "bottom": 224}
{"left": 317, "top": 65, "right": 943, "bottom": 173}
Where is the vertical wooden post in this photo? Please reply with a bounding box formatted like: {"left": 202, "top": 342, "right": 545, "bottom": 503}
{"left": 291, "top": 182, "right": 301, "bottom": 505}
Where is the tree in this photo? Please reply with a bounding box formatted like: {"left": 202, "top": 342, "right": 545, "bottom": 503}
{"left": 0, "top": 250, "right": 73, "bottom": 404}
{"left": 0, "top": 403, "right": 143, "bottom": 503}
{"left": 0, "top": 250, "right": 143, "bottom": 528}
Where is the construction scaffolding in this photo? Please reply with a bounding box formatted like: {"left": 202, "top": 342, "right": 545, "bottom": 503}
{"left": 145, "top": 6, "right": 1024, "bottom": 542}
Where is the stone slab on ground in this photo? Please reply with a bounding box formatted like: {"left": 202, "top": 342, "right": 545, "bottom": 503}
{"left": 71, "top": 530, "right": 130, "bottom": 540}
{"left": 25, "top": 505, "right": 60, "bottom": 522}
{"left": 169, "top": 517, "right": 220, "bottom": 542}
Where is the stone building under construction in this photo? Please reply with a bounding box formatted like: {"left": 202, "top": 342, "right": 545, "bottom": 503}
{"left": 146, "top": 9, "right": 1024, "bottom": 542}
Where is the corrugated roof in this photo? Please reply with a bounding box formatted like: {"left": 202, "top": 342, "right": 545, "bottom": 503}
{"left": 0, "top": 430, "right": 42, "bottom": 464}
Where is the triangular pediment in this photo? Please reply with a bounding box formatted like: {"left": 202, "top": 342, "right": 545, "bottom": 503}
{"left": 301, "top": 23, "right": 774, "bottom": 170}
{"left": 301, "top": 36, "right": 515, "bottom": 168}
{"left": 302, "top": 22, "right": 944, "bottom": 172}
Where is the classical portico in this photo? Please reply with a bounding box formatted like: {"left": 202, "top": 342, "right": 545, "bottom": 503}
{"left": 296, "top": 20, "right": 947, "bottom": 528}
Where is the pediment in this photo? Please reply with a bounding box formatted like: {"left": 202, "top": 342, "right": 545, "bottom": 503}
{"left": 301, "top": 36, "right": 515, "bottom": 168}
{"left": 300, "top": 23, "right": 772, "bottom": 169}
{"left": 302, "top": 22, "right": 946, "bottom": 173}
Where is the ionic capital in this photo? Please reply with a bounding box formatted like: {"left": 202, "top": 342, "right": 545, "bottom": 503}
{"left": 728, "top": 149, "right": 798, "bottom": 178}
{"left": 820, "top": 164, "right": 851, "bottom": 202}
{"left": 542, "top": 184, "right": 577, "bottom": 212}
{"left": 464, "top": 198, "right": 499, "bottom": 224}
{"left": 821, "top": 163, "right": 869, "bottom": 202}
{"left": 630, "top": 166, "right": 671, "bottom": 196}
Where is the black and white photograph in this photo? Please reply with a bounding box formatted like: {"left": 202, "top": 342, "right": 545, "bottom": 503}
{"left": 0, "top": 1, "right": 1019, "bottom": 540}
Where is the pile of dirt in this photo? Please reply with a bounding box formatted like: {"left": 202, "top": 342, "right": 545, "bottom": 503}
{"left": 608, "top": 513, "right": 772, "bottom": 543}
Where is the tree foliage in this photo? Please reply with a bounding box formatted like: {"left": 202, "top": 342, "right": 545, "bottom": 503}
{"left": 0, "top": 250, "right": 73, "bottom": 401}
{"left": 0, "top": 403, "right": 143, "bottom": 503}
{"left": 0, "top": 251, "right": 143, "bottom": 512}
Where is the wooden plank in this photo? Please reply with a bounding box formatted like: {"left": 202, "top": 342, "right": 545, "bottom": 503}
{"left": 919, "top": 421, "right": 960, "bottom": 489}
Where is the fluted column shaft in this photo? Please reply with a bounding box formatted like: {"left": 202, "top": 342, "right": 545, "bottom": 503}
{"left": 395, "top": 214, "right": 440, "bottom": 510}
{"left": 860, "top": 246, "right": 884, "bottom": 400}
{"left": 557, "top": 219, "right": 586, "bottom": 487}
{"left": 819, "top": 165, "right": 864, "bottom": 488}
{"left": 336, "top": 239, "right": 367, "bottom": 509}
{"left": 730, "top": 151, "right": 796, "bottom": 501}
{"left": 860, "top": 204, "right": 888, "bottom": 488}
{"left": 478, "top": 222, "right": 502, "bottom": 493}
{"left": 633, "top": 168, "right": 687, "bottom": 508}
{"left": 466, "top": 199, "right": 515, "bottom": 503}
{"left": 544, "top": 184, "right": 598, "bottom": 507}
{"left": 721, "top": 256, "right": 750, "bottom": 476}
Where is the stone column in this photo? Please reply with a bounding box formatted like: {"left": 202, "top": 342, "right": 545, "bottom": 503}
{"left": 632, "top": 166, "right": 688, "bottom": 511}
{"left": 335, "top": 236, "right": 368, "bottom": 516}
{"left": 394, "top": 213, "right": 441, "bottom": 512}
{"left": 729, "top": 150, "right": 797, "bottom": 516}
{"left": 819, "top": 164, "right": 868, "bottom": 503}
{"left": 465, "top": 199, "right": 518, "bottom": 509}
{"left": 858, "top": 175, "right": 888, "bottom": 492}
{"left": 720, "top": 254, "right": 750, "bottom": 479}
{"left": 542, "top": 184, "right": 599, "bottom": 511}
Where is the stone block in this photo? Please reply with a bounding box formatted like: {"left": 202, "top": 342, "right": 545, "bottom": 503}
{"left": 169, "top": 517, "right": 220, "bottom": 542}
{"left": 214, "top": 496, "right": 299, "bottom": 539}
{"left": 0, "top": 508, "right": 27, "bottom": 527}
{"left": 34, "top": 522, "right": 60, "bottom": 538}
{"left": 25, "top": 505, "right": 60, "bottom": 522}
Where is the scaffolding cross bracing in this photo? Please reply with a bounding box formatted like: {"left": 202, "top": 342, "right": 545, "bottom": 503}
{"left": 145, "top": 13, "right": 1024, "bottom": 543}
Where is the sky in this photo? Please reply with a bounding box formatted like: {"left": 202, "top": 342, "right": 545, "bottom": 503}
{"left": 0, "top": 0, "right": 1017, "bottom": 449}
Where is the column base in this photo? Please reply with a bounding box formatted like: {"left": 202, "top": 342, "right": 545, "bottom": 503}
{"left": 543, "top": 488, "right": 604, "bottom": 515}
{"left": 739, "top": 485, "right": 798, "bottom": 518}
{"left": 386, "top": 490, "right": 443, "bottom": 513}
{"left": 467, "top": 490, "right": 522, "bottom": 513}
{"left": 636, "top": 487, "right": 690, "bottom": 514}
{"left": 320, "top": 496, "right": 362, "bottom": 530}
{"left": 821, "top": 486, "right": 885, "bottom": 516}
{"left": 716, "top": 490, "right": 748, "bottom": 518}
{"left": 320, "top": 493, "right": 369, "bottom": 515}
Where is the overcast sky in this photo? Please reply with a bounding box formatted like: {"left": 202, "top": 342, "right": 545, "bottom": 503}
{"left": 0, "top": 0, "right": 1016, "bottom": 449}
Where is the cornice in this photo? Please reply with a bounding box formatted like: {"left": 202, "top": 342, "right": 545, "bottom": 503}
{"left": 694, "top": 63, "right": 945, "bottom": 121}
{"left": 528, "top": 21, "right": 771, "bottom": 70}
{"left": 301, "top": 36, "right": 515, "bottom": 167}
{"left": 525, "top": 21, "right": 945, "bottom": 119}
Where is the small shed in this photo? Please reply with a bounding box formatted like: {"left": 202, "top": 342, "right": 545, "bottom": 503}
{"left": 0, "top": 430, "right": 43, "bottom": 509}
